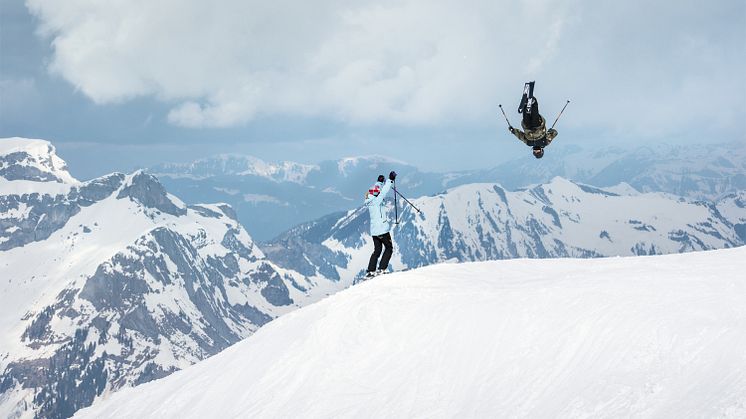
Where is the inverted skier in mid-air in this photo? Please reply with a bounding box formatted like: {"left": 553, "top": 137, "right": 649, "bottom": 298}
{"left": 505, "top": 81, "right": 563, "bottom": 159}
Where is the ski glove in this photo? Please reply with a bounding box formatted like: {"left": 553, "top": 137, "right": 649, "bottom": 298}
{"left": 389, "top": 171, "right": 397, "bottom": 181}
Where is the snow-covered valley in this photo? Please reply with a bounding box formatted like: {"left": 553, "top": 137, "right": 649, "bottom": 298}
{"left": 76, "top": 247, "right": 746, "bottom": 419}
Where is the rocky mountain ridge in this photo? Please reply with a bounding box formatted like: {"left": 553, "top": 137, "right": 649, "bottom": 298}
{"left": 262, "top": 177, "right": 745, "bottom": 282}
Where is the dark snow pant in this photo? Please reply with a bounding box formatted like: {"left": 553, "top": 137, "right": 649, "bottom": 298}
{"left": 367, "top": 232, "right": 393, "bottom": 272}
{"left": 522, "top": 98, "right": 541, "bottom": 130}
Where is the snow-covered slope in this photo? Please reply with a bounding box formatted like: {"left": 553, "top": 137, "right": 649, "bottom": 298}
{"left": 263, "top": 177, "right": 745, "bottom": 282}
{"left": 0, "top": 139, "right": 334, "bottom": 419}
{"left": 75, "top": 247, "right": 746, "bottom": 418}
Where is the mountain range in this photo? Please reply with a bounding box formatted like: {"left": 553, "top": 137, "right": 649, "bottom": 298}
{"left": 262, "top": 178, "right": 745, "bottom": 281}
{"left": 151, "top": 142, "right": 746, "bottom": 241}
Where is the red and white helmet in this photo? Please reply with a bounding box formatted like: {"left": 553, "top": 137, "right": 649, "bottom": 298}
{"left": 368, "top": 184, "right": 381, "bottom": 197}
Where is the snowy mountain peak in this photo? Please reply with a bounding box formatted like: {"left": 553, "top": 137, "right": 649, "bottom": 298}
{"left": 545, "top": 175, "right": 580, "bottom": 189}
{"left": 337, "top": 155, "right": 409, "bottom": 177}
{"left": 0, "top": 137, "right": 78, "bottom": 184}
{"left": 117, "top": 171, "right": 187, "bottom": 216}
{"left": 603, "top": 182, "right": 640, "bottom": 196}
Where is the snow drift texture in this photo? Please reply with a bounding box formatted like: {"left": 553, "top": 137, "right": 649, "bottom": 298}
{"left": 76, "top": 247, "right": 746, "bottom": 418}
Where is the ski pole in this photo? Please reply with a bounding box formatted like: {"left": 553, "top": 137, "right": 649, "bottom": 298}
{"left": 498, "top": 104, "right": 513, "bottom": 129}
{"left": 393, "top": 187, "right": 421, "bottom": 214}
{"left": 550, "top": 100, "right": 570, "bottom": 130}
{"left": 393, "top": 179, "right": 399, "bottom": 225}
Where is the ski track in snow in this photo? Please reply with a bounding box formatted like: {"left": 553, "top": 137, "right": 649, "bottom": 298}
{"left": 76, "top": 247, "right": 746, "bottom": 419}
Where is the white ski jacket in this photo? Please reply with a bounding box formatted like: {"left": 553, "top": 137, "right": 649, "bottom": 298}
{"left": 364, "top": 179, "right": 393, "bottom": 236}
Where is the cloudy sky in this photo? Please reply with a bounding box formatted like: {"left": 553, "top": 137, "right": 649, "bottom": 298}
{"left": 1, "top": 0, "right": 744, "bottom": 179}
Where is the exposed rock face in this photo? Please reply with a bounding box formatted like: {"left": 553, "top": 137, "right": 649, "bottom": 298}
{"left": 116, "top": 172, "right": 187, "bottom": 216}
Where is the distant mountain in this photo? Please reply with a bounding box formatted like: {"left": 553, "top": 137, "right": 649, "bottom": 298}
{"left": 151, "top": 143, "right": 746, "bottom": 241}
{"left": 151, "top": 155, "right": 455, "bottom": 241}
{"left": 465, "top": 143, "right": 746, "bottom": 199}
{"left": 0, "top": 139, "right": 335, "bottom": 419}
{"left": 151, "top": 154, "right": 318, "bottom": 183}
{"left": 261, "top": 177, "right": 745, "bottom": 281}
{"left": 74, "top": 247, "right": 746, "bottom": 419}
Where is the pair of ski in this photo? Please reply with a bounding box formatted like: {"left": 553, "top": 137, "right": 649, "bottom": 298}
{"left": 499, "top": 81, "right": 570, "bottom": 131}
{"left": 353, "top": 270, "right": 390, "bottom": 285}
{"left": 353, "top": 267, "right": 418, "bottom": 285}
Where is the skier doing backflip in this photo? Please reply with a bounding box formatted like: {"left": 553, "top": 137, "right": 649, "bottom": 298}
{"left": 363, "top": 171, "right": 397, "bottom": 279}
{"left": 509, "top": 81, "right": 558, "bottom": 159}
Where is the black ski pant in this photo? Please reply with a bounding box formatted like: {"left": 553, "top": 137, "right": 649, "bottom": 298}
{"left": 368, "top": 232, "right": 393, "bottom": 272}
{"left": 522, "top": 98, "right": 541, "bottom": 130}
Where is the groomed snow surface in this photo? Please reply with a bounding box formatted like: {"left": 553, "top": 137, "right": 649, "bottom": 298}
{"left": 77, "top": 248, "right": 746, "bottom": 418}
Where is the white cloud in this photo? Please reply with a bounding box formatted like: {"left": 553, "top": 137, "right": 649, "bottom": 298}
{"left": 25, "top": 0, "right": 745, "bottom": 136}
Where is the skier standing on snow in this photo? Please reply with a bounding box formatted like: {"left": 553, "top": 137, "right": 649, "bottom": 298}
{"left": 364, "top": 171, "right": 397, "bottom": 279}
{"left": 509, "top": 81, "right": 558, "bottom": 159}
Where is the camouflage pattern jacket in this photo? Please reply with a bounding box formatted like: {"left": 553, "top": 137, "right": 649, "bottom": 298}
{"left": 510, "top": 116, "right": 558, "bottom": 147}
